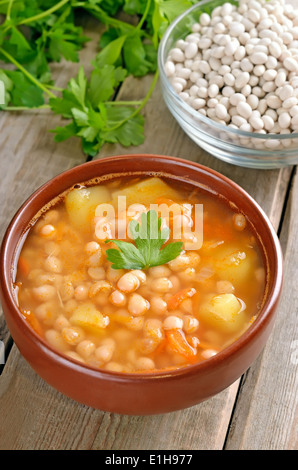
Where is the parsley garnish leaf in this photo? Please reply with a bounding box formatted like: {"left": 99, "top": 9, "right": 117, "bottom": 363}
{"left": 105, "top": 240, "right": 147, "bottom": 270}
{"left": 105, "top": 210, "right": 183, "bottom": 270}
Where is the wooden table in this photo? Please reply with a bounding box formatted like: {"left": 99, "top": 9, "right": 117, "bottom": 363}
{"left": 0, "top": 12, "right": 297, "bottom": 452}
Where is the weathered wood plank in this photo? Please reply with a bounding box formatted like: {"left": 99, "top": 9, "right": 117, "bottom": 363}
{"left": 225, "top": 168, "right": 298, "bottom": 450}
{"left": 90, "top": 381, "right": 240, "bottom": 450}
{"left": 0, "top": 346, "right": 240, "bottom": 450}
{"left": 0, "top": 350, "right": 103, "bottom": 450}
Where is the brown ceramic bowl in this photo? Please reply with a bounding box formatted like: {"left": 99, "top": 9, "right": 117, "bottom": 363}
{"left": 0, "top": 154, "right": 283, "bottom": 415}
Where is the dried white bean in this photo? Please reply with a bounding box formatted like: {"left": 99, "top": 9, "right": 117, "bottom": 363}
{"left": 278, "top": 112, "right": 291, "bottom": 128}
{"left": 200, "top": 13, "right": 211, "bottom": 27}
{"left": 262, "top": 114, "right": 275, "bottom": 131}
{"left": 237, "top": 101, "right": 252, "bottom": 119}
{"left": 215, "top": 103, "right": 228, "bottom": 119}
{"left": 164, "top": 60, "right": 175, "bottom": 77}
{"left": 250, "top": 52, "right": 268, "bottom": 65}
{"left": 185, "top": 42, "right": 198, "bottom": 59}
{"left": 283, "top": 96, "right": 298, "bottom": 108}
{"left": 284, "top": 57, "right": 298, "bottom": 72}
{"left": 249, "top": 115, "right": 264, "bottom": 130}
{"left": 171, "top": 48, "right": 185, "bottom": 62}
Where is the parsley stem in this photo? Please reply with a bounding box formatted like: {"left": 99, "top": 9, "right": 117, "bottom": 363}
{"left": 18, "top": 0, "right": 70, "bottom": 25}
{"left": 76, "top": 3, "right": 134, "bottom": 31}
{"left": 4, "top": 105, "right": 51, "bottom": 111}
{"left": 134, "top": 69, "right": 159, "bottom": 114}
{"left": 6, "top": 0, "right": 14, "bottom": 21}
{"left": 106, "top": 100, "right": 143, "bottom": 106}
{"left": 0, "top": 48, "right": 56, "bottom": 99}
{"left": 45, "top": 84, "right": 64, "bottom": 92}
{"left": 86, "top": 0, "right": 151, "bottom": 35}
{"left": 105, "top": 69, "right": 159, "bottom": 133}
{"left": 135, "top": 0, "right": 151, "bottom": 32}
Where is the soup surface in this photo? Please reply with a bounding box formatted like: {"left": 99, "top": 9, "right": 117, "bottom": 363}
{"left": 15, "top": 176, "right": 266, "bottom": 373}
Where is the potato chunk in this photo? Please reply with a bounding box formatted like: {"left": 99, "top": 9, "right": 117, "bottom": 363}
{"left": 211, "top": 244, "right": 256, "bottom": 285}
{"left": 111, "top": 177, "right": 180, "bottom": 207}
{"left": 199, "top": 293, "right": 246, "bottom": 333}
{"left": 65, "top": 186, "right": 110, "bottom": 231}
{"left": 70, "top": 302, "right": 109, "bottom": 333}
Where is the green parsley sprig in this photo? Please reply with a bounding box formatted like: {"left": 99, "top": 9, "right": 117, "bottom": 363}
{"left": 105, "top": 210, "right": 183, "bottom": 270}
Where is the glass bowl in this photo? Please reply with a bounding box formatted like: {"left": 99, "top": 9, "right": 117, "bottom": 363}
{"left": 158, "top": 0, "right": 298, "bottom": 169}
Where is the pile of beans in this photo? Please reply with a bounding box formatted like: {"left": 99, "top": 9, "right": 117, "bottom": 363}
{"left": 165, "top": 0, "right": 298, "bottom": 147}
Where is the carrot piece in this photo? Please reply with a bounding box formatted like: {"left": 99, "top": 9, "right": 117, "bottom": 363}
{"left": 203, "top": 220, "right": 235, "bottom": 242}
{"left": 166, "top": 329, "right": 197, "bottom": 360}
{"left": 18, "top": 256, "right": 30, "bottom": 277}
{"left": 154, "top": 197, "right": 176, "bottom": 206}
{"left": 167, "top": 287, "right": 197, "bottom": 311}
{"left": 151, "top": 338, "right": 167, "bottom": 356}
{"left": 192, "top": 292, "right": 201, "bottom": 317}
{"left": 21, "top": 309, "right": 44, "bottom": 337}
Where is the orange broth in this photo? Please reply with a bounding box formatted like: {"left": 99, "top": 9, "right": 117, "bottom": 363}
{"left": 15, "top": 176, "right": 266, "bottom": 373}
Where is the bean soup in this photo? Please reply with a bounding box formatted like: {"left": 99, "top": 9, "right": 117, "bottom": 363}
{"left": 15, "top": 175, "right": 266, "bottom": 373}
